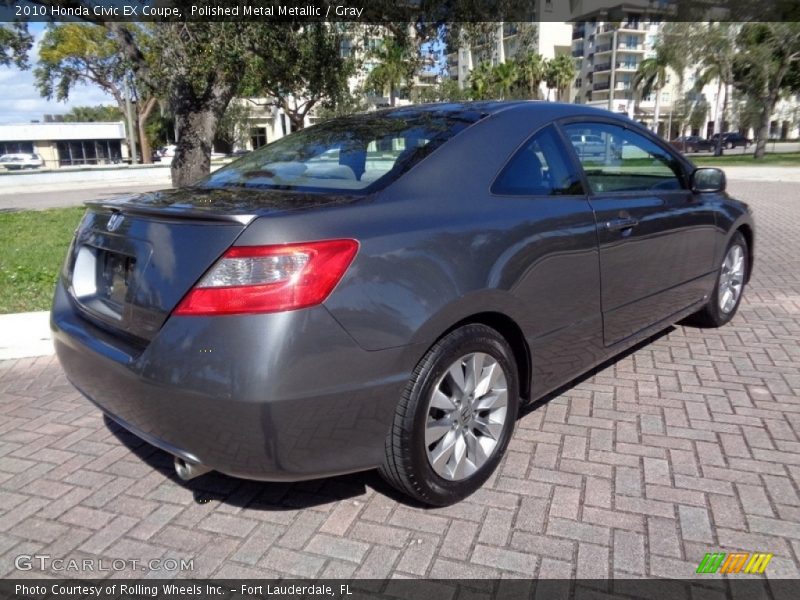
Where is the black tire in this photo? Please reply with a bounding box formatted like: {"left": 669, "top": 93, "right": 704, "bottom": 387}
{"left": 726, "top": 141, "right": 734, "bottom": 150}
{"left": 379, "top": 324, "right": 519, "bottom": 506}
{"left": 688, "top": 231, "right": 748, "bottom": 328}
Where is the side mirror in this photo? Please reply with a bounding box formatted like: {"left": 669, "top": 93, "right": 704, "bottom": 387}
{"left": 692, "top": 167, "right": 726, "bottom": 193}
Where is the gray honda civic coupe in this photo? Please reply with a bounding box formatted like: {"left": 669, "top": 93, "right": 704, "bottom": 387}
{"left": 52, "top": 102, "right": 754, "bottom": 505}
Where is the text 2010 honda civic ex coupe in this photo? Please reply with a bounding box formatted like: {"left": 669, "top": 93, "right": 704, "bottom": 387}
{"left": 52, "top": 102, "right": 754, "bottom": 505}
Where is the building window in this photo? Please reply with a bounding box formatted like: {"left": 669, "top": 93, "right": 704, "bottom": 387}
{"left": 0, "top": 142, "right": 34, "bottom": 154}
{"left": 250, "top": 127, "right": 267, "bottom": 149}
{"left": 56, "top": 140, "right": 122, "bottom": 166}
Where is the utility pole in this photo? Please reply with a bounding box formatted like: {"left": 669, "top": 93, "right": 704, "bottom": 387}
{"left": 124, "top": 73, "right": 138, "bottom": 165}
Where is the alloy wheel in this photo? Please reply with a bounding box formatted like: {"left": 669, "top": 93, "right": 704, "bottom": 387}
{"left": 718, "top": 244, "right": 745, "bottom": 314}
{"left": 424, "top": 352, "right": 508, "bottom": 481}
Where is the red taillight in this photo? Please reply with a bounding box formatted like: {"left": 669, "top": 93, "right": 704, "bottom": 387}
{"left": 173, "top": 239, "right": 358, "bottom": 316}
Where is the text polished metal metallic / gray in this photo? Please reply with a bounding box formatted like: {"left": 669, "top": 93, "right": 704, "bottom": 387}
{"left": 52, "top": 101, "right": 754, "bottom": 505}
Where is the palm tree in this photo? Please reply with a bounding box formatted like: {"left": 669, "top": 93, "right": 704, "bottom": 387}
{"left": 545, "top": 55, "right": 576, "bottom": 101}
{"left": 517, "top": 52, "right": 547, "bottom": 99}
{"left": 691, "top": 23, "right": 737, "bottom": 154}
{"left": 492, "top": 62, "right": 519, "bottom": 99}
{"left": 632, "top": 44, "right": 686, "bottom": 132}
{"left": 366, "top": 39, "right": 413, "bottom": 107}
{"left": 469, "top": 61, "right": 494, "bottom": 100}
{"left": 633, "top": 48, "right": 672, "bottom": 134}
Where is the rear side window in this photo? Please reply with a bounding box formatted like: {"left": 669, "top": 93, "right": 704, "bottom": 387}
{"left": 492, "top": 126, "right": 583, "bottom": 196}
{"left": 564, "top": 122, "right": 684, "bottom": 193}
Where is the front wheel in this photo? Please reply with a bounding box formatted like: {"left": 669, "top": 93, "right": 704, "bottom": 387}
{"left": 379, "top": 324, "right": 519, "bottom": 506}
{"left": 689, "top": 231, "right": 748, "bottom": 328}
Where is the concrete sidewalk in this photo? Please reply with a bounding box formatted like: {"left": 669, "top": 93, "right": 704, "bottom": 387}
{"left": 0, "top": 311, "right": 52, "bottom": 360}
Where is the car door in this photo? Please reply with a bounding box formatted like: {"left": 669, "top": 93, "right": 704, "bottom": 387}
{"left": 561, "top": 120, "right": 717, "bottom": 346}
{"left": 491, "top": 125, "right": 603, "bottom": 396}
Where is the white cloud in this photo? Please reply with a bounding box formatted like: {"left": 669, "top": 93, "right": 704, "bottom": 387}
{"left": 0, "top": 23, "right": 117, "bottom": 124}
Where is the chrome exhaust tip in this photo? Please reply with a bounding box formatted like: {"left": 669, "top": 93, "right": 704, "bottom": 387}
{"left": 173, "top": 456, "right": 212, "bottom": 481}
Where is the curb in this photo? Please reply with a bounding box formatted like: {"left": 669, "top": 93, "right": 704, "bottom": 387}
{"left": 0, "top": 311, "right": 53, "bottom": 360}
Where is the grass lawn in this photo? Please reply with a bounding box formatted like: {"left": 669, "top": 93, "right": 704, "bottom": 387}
{"left": 691, "top": 152, "right": 800, "bottom": 166}
{"left": 0, "top": 207, "right": 85, "bottom": 314}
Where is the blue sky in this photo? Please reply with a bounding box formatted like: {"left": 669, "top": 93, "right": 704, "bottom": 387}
{"left": 0, "top": 22, "right": 115, "bottom": 124}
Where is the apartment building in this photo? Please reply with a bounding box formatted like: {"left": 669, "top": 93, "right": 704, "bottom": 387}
{"left": 571, "top": 10, "right": 676, "bottom": 132}
{"left": 571, "top": 3, "right": 799, "bottom": 140}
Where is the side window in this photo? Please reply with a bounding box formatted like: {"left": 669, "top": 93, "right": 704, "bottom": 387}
{"left": 563, "top": 122, "right": 683, "bottom": 193}
{"left": 492, "top": 126, "right": 583, "bottom": 196}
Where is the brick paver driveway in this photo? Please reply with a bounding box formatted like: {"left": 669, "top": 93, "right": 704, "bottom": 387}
{"left": 1, "top": 181, "right": 798, "bottom": 580}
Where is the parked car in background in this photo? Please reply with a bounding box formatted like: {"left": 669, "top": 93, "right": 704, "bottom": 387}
{"left": 709, "top": 132, "right": 752, "bottom": 149}
{"left": 52, "top": 102, "right": 754, "bottom": 506}
{"left": 671, "top": 135, "right": 713, "bottom": 153}
{"left": 0, "top": 153, "right": 44, "bottom": 170}
{"left": 568, "top": 132, "right": 621, "bottom": 158}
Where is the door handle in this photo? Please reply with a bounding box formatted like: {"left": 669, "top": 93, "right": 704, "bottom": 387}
{"left": 605, "top": 217, "right": 639, "bottom": 231}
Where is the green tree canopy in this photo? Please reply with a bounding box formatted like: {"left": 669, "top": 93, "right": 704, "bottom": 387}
{"left": 35, "top": 23, "right": 159, "bottom": 163}
{"left": 62, "top": 105, "right": 123, "bottom": 122}
{"left": 0, "top": 23, "right": 32, "bottom": 69}
{"left": 732, "top": 23, "right": 800, "bottom": 158}
{"left": 545, "top": 55, "right": 576, "bottom": 102}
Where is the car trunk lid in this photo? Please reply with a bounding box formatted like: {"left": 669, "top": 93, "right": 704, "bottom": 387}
{"left": 63, "top": 186, "right": 359, "bottom": 341}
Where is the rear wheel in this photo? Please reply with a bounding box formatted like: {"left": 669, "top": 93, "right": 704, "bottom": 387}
{"left": 379, "top": 324, "right": 519, "bottom": 506}
{"left": 689, "top": 231, "right": 748, "bottom": 327}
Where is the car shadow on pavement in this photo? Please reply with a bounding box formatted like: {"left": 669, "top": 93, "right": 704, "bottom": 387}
{"left": 103, "top": 414, "right": 422, "bottom": 509}
{"left": 519, "top": 326, "right": 675, "bottom": 419}
{"left": 104, "top": 325, "right": 677, "bottom": 511}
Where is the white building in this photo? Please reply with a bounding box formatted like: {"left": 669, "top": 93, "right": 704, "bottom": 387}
{"left": 0, "top": 121, "right": 128, "bottom": 168}
{"left": 447, "top": 21, "right": 574, "bottom": 96}
{"left": 570, "top": 4, "right": 800, "bottom": 140}
{"left": 571, "top": 9, "right": 671, "bottom": 131}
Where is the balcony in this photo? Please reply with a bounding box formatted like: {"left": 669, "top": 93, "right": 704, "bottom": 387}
{"left": 572, "top": 47, "right": 584, "bottom": 57}
{"left": 595, "top": 62, "right": 639, "bottom": 73}
{"left": 617, "top": 42, "right": 644, "bottom": 51}
{"left": 593, "top": 82, "right": 610, "bottom": 91}
{"left": 572, "top": 27, "right": 585, "bottom": 40}
{"left": 595, "top": 42, "right": 644, "bottom": 54}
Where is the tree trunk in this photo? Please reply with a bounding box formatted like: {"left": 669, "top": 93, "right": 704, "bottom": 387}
{"left": 714, "top": 78, "right": 724, "bottom": 156}
{"left": 287, "top": 111, "right": 306, "bottom": 131}
{"left": 169, "top": 76, "right": 235, "bottom": 187}
{"left": 653, "top": 88, "right": 661, "bottom": 134}
{"left": 390, "top": 82, "right": 396, "bottom": 106}
{"left": 137, "top": 97, "right": 157, "bottom": 165}
{"left": 754, "top": 90, "right": 778, "bottom": 159}
{"left": 170, "top": 107, "right": 219, "bottom": 187}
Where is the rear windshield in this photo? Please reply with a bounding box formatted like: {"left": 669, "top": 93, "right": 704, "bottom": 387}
{"left": 201, "top": 109, "right": 483, "bottom": 194}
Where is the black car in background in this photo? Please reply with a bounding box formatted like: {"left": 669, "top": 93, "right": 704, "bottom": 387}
{"left": 670, "top": 135, "right": 714, "bottom": 153}
{"left": 709, "top": 132, "right": 753, "bottom": 149}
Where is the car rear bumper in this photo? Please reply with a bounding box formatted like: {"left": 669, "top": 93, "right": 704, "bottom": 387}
{"left": 51, "top": 280, "right": 416, "bottom": 481}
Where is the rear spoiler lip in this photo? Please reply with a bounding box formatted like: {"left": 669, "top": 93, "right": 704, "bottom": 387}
{"left": 83, "top": 200, "right": 257, "bottom": 225}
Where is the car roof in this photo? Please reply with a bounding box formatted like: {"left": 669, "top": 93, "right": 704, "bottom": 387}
{"left": 371, "top": 100, "right": 627, "bottom": 121}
